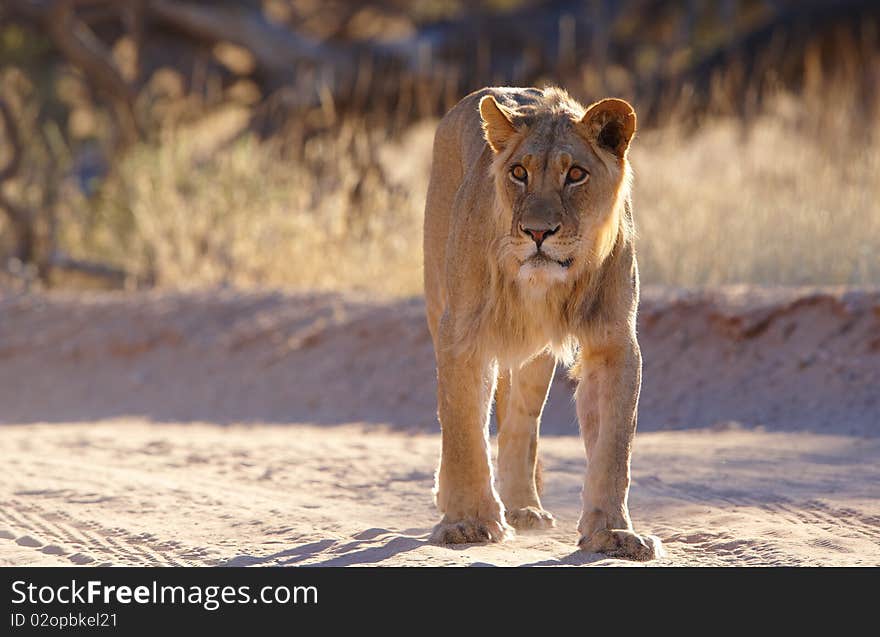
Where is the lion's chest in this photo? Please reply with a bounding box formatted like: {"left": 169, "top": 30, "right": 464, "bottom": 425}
{"left": 485, "top": 288, "right": 578, "bottom": 368}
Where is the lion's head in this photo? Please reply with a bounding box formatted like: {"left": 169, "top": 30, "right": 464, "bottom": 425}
{"left": 479, "top": 88, "right": 636, "bottom": 291}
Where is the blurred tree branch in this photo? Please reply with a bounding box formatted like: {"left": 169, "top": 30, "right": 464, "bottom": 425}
{"left": 0, "top": 99, "right": 38, "bottom": 269}
{"left": 646, "top": 0, "right": 880, "bottom": 122}
{"left": 7, "top": 0, "right": 142, "bottom": 147}
{"left": 48, "top": 0, "right": 141, "bottom": 146}
{"left": 5, "top": 0, "right": 879, "bottom": 126}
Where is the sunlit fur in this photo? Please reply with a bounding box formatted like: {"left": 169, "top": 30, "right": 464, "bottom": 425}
{"left": 463, "top": 88, "right": 636, "bottom": 367}
{"left": 423, "top": 86, "right": 661, "bottom": 559}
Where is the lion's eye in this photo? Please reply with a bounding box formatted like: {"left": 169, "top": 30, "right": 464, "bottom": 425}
{"left": 510, "top": 165, "right": 528, "bottom": 182}
{"left": 566, "top": 166, "right": 588, "bottom": 184}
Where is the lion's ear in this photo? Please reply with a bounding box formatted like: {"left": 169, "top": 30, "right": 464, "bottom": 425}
{"left": 581, "top": 98, "right": 637, "bottom": 158}
{"left": 479, "top": 95, "right": 518, "bottom": 153}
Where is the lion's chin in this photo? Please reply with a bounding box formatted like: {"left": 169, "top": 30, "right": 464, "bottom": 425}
{"left": 516, "top": 256, "right": 570, "bottom": 294}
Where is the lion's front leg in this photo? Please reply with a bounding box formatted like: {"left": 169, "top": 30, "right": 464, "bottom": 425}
{"left": 431, "top": 326, "right": 512, "bottom": 545}
{"left": 575, "top": 339, "right": 663, "bottom": 561}
{"left": 496, "top": 352, "right": 556, "bottom": 530}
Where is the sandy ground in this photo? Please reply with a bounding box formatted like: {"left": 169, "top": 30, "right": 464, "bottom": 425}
{"left": 1, "top": 423, "right": 878, "bottom": 567}
{"left": 0, "top": 287, "right": 878, "bottom": 566}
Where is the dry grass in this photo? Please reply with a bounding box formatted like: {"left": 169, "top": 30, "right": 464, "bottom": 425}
{"left": 61, "top": 110, "right": 432, "bottom": 295}
{"left": 57, "top": 94, "right": 879, "bottom": 295}
{"left": 633, "top": 108, "right": 880, "bottom": 286}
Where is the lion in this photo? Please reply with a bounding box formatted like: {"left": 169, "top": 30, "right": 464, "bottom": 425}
{"left": 422, "top": 86, "right": 663, "bottom": 560}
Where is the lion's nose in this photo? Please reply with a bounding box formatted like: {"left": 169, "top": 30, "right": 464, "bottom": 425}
{"left": 519, "top": 223, "right": 560, "bottom": 248}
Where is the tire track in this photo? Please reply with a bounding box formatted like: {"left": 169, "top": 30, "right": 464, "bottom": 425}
{"left": 637, "top": 476, "right": 880, "bottom": 564}
{"left": 0, "top": 498, "right": 214, "bottom": 566}
{"left": 0, "top": 443, "right": 342, "bottom": 566}
{"left": 640, "top": 476, "right": 880, "bottom": 539}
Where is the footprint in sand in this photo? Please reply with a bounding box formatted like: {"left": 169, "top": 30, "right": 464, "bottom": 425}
{"left": 16, "top": 535, "right": 42, "bottom": 548}
{"left": 41, "top": 545, "right": 67, "bottom": 555}
{"left": 68, "top": 553, "right": 95, "bottom": 565}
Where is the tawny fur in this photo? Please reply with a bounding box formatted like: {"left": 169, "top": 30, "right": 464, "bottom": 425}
{"left": 423, "top": 86, "right": 663, "bottom": 559}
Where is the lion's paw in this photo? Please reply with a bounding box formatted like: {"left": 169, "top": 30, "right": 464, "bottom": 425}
{"left": 430, "top": 517, "right": 513, "bottom": 545}
{"left": 505, "top": 506, "right": 556, "bottom": 530}
{"left": 578, "top": 529, "right": 665, "bottom": 561}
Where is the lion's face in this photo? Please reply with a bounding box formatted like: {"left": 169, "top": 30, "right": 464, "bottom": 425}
{"left": 480, "top": 95, "right": 636, "bottom": 290}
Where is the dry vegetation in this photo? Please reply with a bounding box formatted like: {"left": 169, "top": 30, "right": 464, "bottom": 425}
{"left": 634, "top": 100, "right": 880, "bottom": 286}
{"left": 59, "top": 109, "right": 431, "bottom": 294}
{"left": 43, "top": 92, "right": 879, "bottom": 296}
{"left": 2, "top": 1, "right": 879, "bottom": 295}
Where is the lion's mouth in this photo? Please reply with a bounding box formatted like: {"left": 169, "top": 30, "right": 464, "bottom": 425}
{"left": 526, "top": 252, "right": 573, "bottom": 269}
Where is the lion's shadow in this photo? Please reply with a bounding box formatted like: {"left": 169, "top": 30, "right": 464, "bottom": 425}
{"left": 516, "top": 551, "right": 623, "bottom": 567}
{"left": 216, "top": 529, "right": 431, "bottom": 567}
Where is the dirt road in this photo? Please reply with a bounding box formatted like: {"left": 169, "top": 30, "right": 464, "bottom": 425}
{"left": 0, "top": 288, "right": 878, "bottom": 566}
